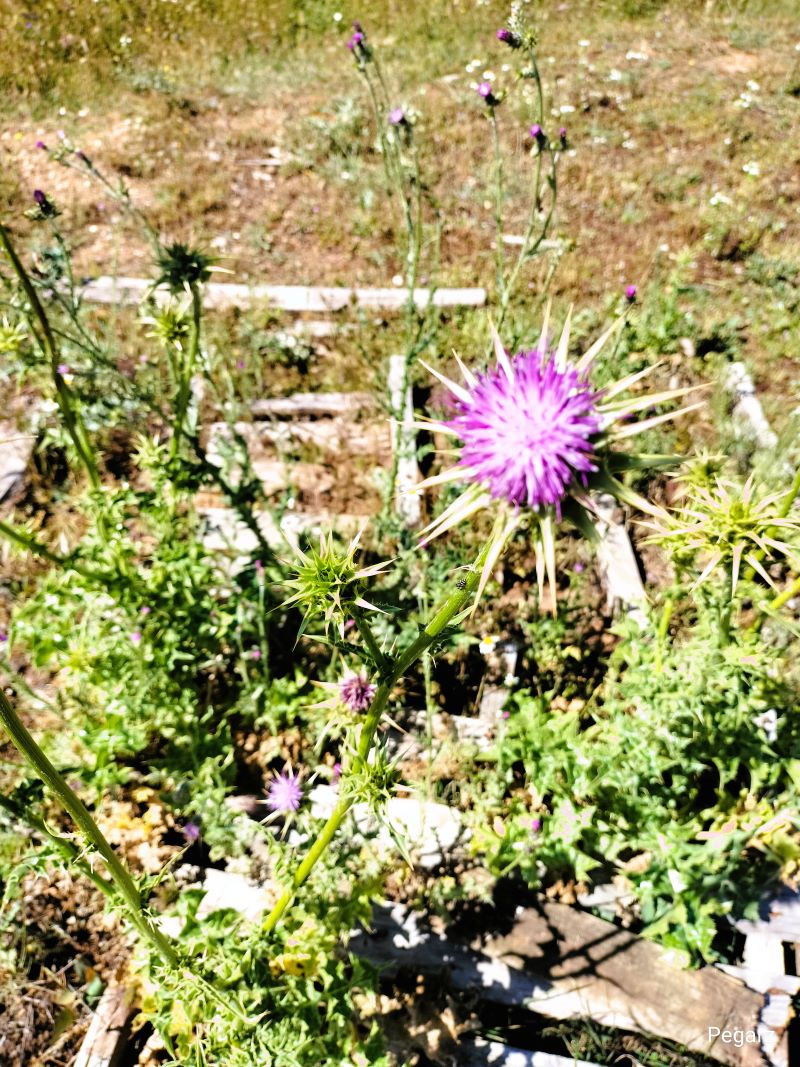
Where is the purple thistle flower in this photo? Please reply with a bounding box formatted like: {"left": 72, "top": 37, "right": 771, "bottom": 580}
{"left": 573, "top": 560, "right": 586, "bottom": 573}
{"left": 130, "top": 631, "right": 142, "bottom": 646}
{"left": 530, "top": 817, "right": 542, "bottom": 833}
{"left": 388, "top": 107, "right": 405, "bottom": 125}
{"left": 339, "top": 671, "right": 377, "bottom": 712}
{"left": 625, "top": 284, "right": 637, "bottom": 302}
{"left": 33, "top": 189, "right": 47, "bottom": 206}
{"left": 530, "top": 123, "right": 545, "bottom": 146}
{"left": 559, "top": 126, "right": 568, "bottom": 147}
{"left": 332, "top": 761, "right": 342, "bottom": 780}
{"left": 57, "top": 363, "right": 70, "bottom": 376}
{"left": 445, "top": 350, "right": 601, "bottom": 515}
{"left": 183, "top": 821, "right": 201, "bottom": 843}
{"left": 35, "top": 140, "right": 47, "bottom": 150}
{"left": 477, "top": 81, "right": 493, "bottom": 99}
{"left": 0, "top": 631, "right": 7, "bottom": 643}
{"left": 496, "top": 28, "right": 521, "bottom": 48}
{"left": 249, "top": 646, "right": 262, "bottom": 661}
{"left": 140, "top": 605, "right": 151, "bottom": 615}
{"left": 266, "top": 770, "right": 303, "bottom": 814}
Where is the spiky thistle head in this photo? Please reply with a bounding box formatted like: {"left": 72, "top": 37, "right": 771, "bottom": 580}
{"left": 648, "top": 474, "right": 800, "bottom": 594}
{"left": 416, "top": 307, "right": 703, "bottom": 610}
{"left": 282, "top": 529, "right": 390, "bottom": 639}
{"left": 155, "top": 242, "right": 215, "bottom": 293}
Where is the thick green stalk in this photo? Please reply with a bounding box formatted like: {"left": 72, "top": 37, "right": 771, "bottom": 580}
{"left": 262, "top": 539, "right": 493, "bottom": 934}
{"left": 0, "top": 685, "right": 180, "bottom": 968}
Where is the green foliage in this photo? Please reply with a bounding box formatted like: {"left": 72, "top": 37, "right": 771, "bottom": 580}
{"left": 479, "top": 604, "right": 800, "bottom": 962}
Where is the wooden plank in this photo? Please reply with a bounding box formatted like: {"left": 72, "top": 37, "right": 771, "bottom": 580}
{"left": 73, "top": 984, "right": 134, "bottom": 1067}
{"left": 593, "top": 493, "right": 648, "bottom": 627}
{"left": 388, "top": 355, "right": 421, "bottom": 527}
{"left": 76, "top": 276, "right": 486, "bottom": 312}
{"left": 0, "top": 425, "right": 36, "bottom": 504}
{"left": 350, "top": 902, "right": 768, "bottom": 1067}
{"left": 250, "top": 392, "right": 374, "bottom": 419}
{"left": 464, "top": 1040, "right": 600, "bottom": 1067}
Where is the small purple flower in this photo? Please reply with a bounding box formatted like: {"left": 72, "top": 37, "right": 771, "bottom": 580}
{"left": 130, "top": 631, "right": 142, "bottom": 646}
{"left": 530, "top": 817, "right": 542, "bottom": 833}
{"left": 236, "top": 359, "right": 246, "bottom": 370}
{"left": 35, "top": 140, "right": 47, "bottom": 150}
{"left": 0, "top": 631, "right": 7, "bottom": 643}
{"left": 57, "top": 363, "right": 70, "bottom": 376}
{"left": 33, "top": 189, "right": 47, "bottom": 206}
{"left": 183, "top": 822, "right": 201, "bottom": 843}
{"left": 388, "top": 107, "right": 405, "bottom": 125}
{"left": 625, "top": 284, "right": 637, "bottom": 302}
{"left": 255, "top": 559, "right": 264, "bottom": 575}
{"left": 559, "top": 127, "right": 568, "bottom": 148}
{"left": 339, "top": 672, "right": 377, "bottom": 712}
{"left": 573, "top": 561, "right": 586, "bottom": 574}
{"left": 140, "top": 605, "right": 151, "bottom": 616}
{"left": 249, "top": 646, "right": 262, "bottom": 661}
{"left": 496, "top": 27, "right": 521, "bottom": 48}
{"left": 332, "top": 761, "right": 342, "bottom": 780}
{"left": 445, "top": 349, "right": 601, "bottom": 515}
{"left": 347, "top": 22, "right": 366, "bottom": 52}
{"left": 266, "top": 770, "right": 303, "bottom": 814}
{"left": 477, "top": 81, "right": 493, "bottom": 99}
{"left": 530, "top": 123, "right": 545, "bottom": 146}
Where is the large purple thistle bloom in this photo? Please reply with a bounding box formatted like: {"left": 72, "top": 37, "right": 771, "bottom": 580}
{"left": 446, "top": 350, "right": 601, "bottom": 514}
{"left": 266, "top": 770, "right": 303, "bottom": 814}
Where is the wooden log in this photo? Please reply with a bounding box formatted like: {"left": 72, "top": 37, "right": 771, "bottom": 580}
{"left": 351, "top": 902, "right": 770, "bottom": 1067}
{"left": 73, "top": 983, "right": 135, "bottom": 1067}
{"left": 76, "top": 276, "right": 486, "bottom": 313}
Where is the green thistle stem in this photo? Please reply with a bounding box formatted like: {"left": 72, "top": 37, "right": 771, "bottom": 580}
{"left": 0, "top": 793, "right": 115, "bottom": 899}
{"left": 169, "top": 283, "right": 202, "bottom": 461}
{"left": 0, "top": 222, "right": 101, "bottom": 491}
{"left": 0, "top": 685, "right": 180, "bottom": 969}
{"left": 262, "top": 538, "right": 493, "bottom": 935}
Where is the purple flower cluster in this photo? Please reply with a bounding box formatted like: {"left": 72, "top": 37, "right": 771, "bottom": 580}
{"left": 266, "top": 770, "right": 303, "bottom": 814}
{"left": 446, "top": 350, "right": 601, "bottom": 512}
{"left": 625, "top": 284, "right": 638, "bottom": 302}
{"left": 339, "top": 671, "right": 377, "bottom": 712}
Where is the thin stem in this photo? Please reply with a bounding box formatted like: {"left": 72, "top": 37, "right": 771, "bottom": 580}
{"left": 354, "top": 612, "right": 388, "bottom": 673}
{"left": 490, "top": 110, "right": 506, "bottom": 303}
{"left": 0, "top": 222, "right": 101, "bottom": 491}
{"left": 0, "top": 793, "right": 115, "bottom": 899}
{"left": 0, "top": 685, "right": 180, "bottom": 969}
{"left": 169, "top": 283, "right": 202, "bottom": 461}
{"left": 262, "top": 538, "right": 494, "bottom": 934}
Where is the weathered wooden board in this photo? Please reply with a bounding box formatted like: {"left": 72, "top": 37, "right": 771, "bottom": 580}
{"left": 351, "top": 902, "right": 770, "bottom": 1067}
{"left": 0, "top": 425, "right": 36, "bottom": 505}
{"left": 74, "top": 983, "right": 134, "bottom": 1067}
{"left": 76, "top": 276, "right": 486, "bottom": 312}
{"left": 250, "top": 392, "right": 375, "bottom": 419}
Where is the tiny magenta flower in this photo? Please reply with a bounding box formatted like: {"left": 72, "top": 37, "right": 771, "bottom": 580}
{"left": 130, "top": 631, "right": 142, "bottom": 645}
{"left": 140, "top": 605, "right": 151, "bottom": 616}
{"left": 266, "top": 769, "right": 303, "bottom": 814}
{"left": 332, "top": 761, "right": 342, "bottom": 779}
{"left": 250, "top": 646, "right": 262, "bottom": 661}
{"left": 625, "top": 284, "right": 638, "bottom": 302}
{"left": 477, "top": 81, "right": 493, "bottom": 98}
{"left": 530, "top": 817, "right": 542, "bottom": 833}
{"left": 496, "top": 27, "right": 521, "bottom": 48}
{"left": 388, "top": 107, "right": 405, "bottom": 125}
{"left": 339, "top": 671, "right": 377, "bottom": 712}
{"left": 57, "top": 363, "right": 70, "bottom": 376}
{"left": 573, "top": 561, "right": 586, "bottom": 573}
{"left": 35, "top": 140, "right": 47, "bottom": 150}
{"left": 183, "top": 822, "right": 201, "bottom": 843}
{"left": 33, "top": 189, "right": 47, "bottom": 206}
{"left": 530, "top": 123, "right": 545, "bottom": 145}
